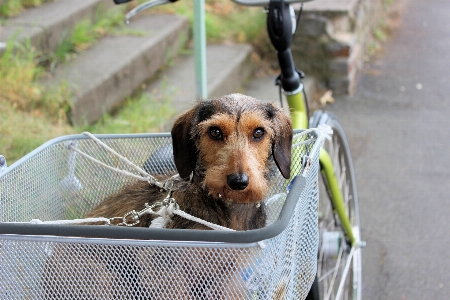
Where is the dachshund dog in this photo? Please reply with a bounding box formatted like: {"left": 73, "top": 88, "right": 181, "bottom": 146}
{"left": 43, "top": 93, "right": 293, "bottom": 299}
{"left": 84, "top": 93, "right": 293, "bottom": 230}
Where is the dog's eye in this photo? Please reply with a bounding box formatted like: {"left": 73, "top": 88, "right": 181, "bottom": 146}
{"left": 252, "top": 128, "right": 265, "bottom": 140}
{"left": 208, "top": 127, "right": 223, "bottom": 141}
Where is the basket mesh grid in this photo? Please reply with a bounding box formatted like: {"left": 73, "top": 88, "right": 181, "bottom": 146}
{"left": 0, "top": 132, "right": 320, "bottom": 300}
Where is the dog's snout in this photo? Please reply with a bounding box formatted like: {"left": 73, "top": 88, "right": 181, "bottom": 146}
{"left": 227, "top": 173, "right": 249, "bottom": 191}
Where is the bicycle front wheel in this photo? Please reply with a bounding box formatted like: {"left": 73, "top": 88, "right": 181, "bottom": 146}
{"left": 309, "top": 111, "right": 362, "bottom": 300}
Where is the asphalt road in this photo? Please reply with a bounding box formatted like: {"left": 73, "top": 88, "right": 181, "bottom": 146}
{"left": 329, "top": 0, "right": 450, "bottom": 299}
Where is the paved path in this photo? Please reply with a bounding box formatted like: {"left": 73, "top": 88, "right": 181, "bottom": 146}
{"left": 329, "top": 0, "right": 450, "bottom": 298}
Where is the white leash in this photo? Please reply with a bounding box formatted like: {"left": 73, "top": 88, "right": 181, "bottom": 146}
{"left": 292, "top": 124, "right": 332, "bottom": 148}
{"left": 27, "top": 201, "right": 234, "bottom": 232}
{"left": 69, "top": 132, "right": 168, "bottom": 189}
{"left": 28, "top": 132, "right": 237, "bottom": 233}
{"left": 29, "top": 217, "right": 111, "bottom": 225}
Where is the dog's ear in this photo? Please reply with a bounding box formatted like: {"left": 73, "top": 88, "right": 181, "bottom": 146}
{"left": 269, "top": 105, "right": 293, "bottom": 179}
{"left": 171, "top": 105, "right": 199, "bottom": 179}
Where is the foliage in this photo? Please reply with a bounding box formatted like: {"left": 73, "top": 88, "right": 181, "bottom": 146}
{"left": 84, "top": 87, "right": 176, "bottom": 134}
{"left": 1, "top": 39, "right": 46, "bottom": 111}
{"left": 0, "top": 101, "right": 74, "bottom": 163}
{"left": 44, "top": 5, "right": 140, "bottom": 68}
{"left": 0, "top": 39, "right": 71, "bottom": 120}
{"left": 0, "top": 0, "right": 48, "bottom": 17}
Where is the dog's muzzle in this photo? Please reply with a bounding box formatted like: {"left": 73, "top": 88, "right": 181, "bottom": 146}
{"left": 226, "top": 173, "right": 249, "bottom": 191}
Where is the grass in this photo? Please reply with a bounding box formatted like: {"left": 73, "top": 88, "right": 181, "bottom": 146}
{"left": 0, "top": 39, "right": 45, "bottom": 111}
{"left": 0, "top": 0, "right": 50, "bottom": 17}
{"left": 366, "top": 0, "right": 402, "bottom": 58}
{"left": 85, "top": 83, "right": 177, "bottom": 135}
{"left": 1, "top": 0, "right": 269, "bottom": 165}
{"left": 42, "top": 5, "right": 143, "bottom": 69}
{"left": 0, "top": 4, "right": 151, "bottom": 164}
{"left": 0, "top": 85, "right": 176, "bottom": 163}
{"left": 0, "top": 102, "right": 73, "bottom": 163}
{"left": 0, "top": 38, "right": 71, "bottom": 120}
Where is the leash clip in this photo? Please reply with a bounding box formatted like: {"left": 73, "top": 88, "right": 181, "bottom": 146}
{"left": 118, "top": 190, "right": 178, "bottom": 227}
{"left": 120, "top": 202, "right": 157, "bottom": 226}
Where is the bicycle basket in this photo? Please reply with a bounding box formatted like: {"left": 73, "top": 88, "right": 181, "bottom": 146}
{"left": 0, "top": 130, "right": 323, "bottom": 300}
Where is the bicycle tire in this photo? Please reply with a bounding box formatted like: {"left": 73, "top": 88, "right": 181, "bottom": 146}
{"left": 308, "top": 110, "right": 362, "bottom": 300}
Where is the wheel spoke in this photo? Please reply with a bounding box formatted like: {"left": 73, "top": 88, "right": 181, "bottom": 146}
{"left": 313, "top": 113, "right": 361, "bottom": 300}
{"left": 324, "top": 241, "right": 344, "bottom": 300}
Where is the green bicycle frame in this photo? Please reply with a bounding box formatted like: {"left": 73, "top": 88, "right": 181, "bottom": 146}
{"left": 319, "top": 148, "right": 356, "bottom": 245}
{"left": 264, "top": 0, "right": 356, "bottom": 247}
{"left": 285, "top": 90, "right": 356, "bottom": 246}
{"left": 286, "top": 89, "right": 309, "bottom": 130}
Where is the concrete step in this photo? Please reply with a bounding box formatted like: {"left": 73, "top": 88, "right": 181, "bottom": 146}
{"left": 145, "top": 43, "right": 255, "bottom": 127}
{"left": 243, "top": 74, "right": 317, "bottom": 116}
{"left": 1, "top": 0, "right": 316, "bottom": 128}
{"left": 1, "top": 0, "right": 113, "bottom": 52}
{"left": 146, "top": 42, "right": 317, "bottom": 129}
{"left": 42, "top": 14, "right": 190, "bottom": 125}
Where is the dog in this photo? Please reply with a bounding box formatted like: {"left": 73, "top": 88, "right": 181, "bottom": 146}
{"left": 43, "top": 94, "right": 293, "bottom": 299}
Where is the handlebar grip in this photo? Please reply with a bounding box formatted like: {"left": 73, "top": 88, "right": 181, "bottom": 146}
{"left": 114, "top": 0, "right": 132, "bottom": 4}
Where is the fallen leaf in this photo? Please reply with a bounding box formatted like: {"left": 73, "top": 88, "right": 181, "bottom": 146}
{"left": 320, "top": 90, "right": 335, "bottom": 107}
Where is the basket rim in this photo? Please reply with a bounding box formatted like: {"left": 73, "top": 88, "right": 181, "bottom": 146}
{"left": 0, "top": 177, "right": 306, "bottom": 244}
{"left": 0, "top": 130, "right": 322, "bottom": 244}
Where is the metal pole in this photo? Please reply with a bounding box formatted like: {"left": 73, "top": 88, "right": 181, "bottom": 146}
{"left": 193, "top": 0, "right": 207, "bottom": 99}
{"left": 0, "top": 155, "right": 7, "bottom": 174}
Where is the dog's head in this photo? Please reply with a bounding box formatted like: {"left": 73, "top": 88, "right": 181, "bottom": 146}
{"left": 171, "top": 94, "right": 293, "bottom": 204}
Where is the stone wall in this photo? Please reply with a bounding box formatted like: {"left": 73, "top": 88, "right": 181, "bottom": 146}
{"left": 292, "top": 0, "right": 388, "bottom": 95}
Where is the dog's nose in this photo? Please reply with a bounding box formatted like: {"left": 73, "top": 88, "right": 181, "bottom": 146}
{"left": 227, "top": 173, "right": 249, "bottom": 190}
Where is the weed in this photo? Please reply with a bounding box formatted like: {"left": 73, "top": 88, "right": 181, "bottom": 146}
{"left": 373, "top": 17, "right": 388, "bottom": 42}
{"left": 0, "top": 101, "right": 74, "bottom": 163}
{"left": 0, "top": 4, "right": 155, "bottom": 164}
{"left": 42, "top": 5, "right": 141, "bottom": 68}
{"left": 0, "top": 0, "right": 24, "bottom": 17}
{"left": 0, "top": 0, "right": 48, "bottom": 17}
{"left": 83, "top": 81, "right": 176, "bottom": 134}
{"left": 0, "top": 38, "right": 71, "bottom": 121}
{"left": 0, "top": 39, "right": 45, "bottom": 111}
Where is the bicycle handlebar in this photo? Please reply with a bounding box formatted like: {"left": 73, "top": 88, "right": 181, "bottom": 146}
{"left": 231, "top": 0, "right": 312, "bottom": 6}
{"left": 114, "top": 0, "right": 313, "bottom": 7}
{"left": 114, "top": 0, "right": 305, "bottom": 95}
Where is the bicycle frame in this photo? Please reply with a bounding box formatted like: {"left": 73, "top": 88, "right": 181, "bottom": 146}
{"left": 286, "top": 93, "right": 357, "bottom": 246}
{"left": 269, "top": 0, "right": 356, "bottom": 246}
{"left": 318, "top": 148, "right": 356, "bottom": 245}
{"left": 285, "top": 89, "right": 308, "bottom": 129}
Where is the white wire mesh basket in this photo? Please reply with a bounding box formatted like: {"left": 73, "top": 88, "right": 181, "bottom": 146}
{"left": 0, "top": 130, "right": 323, "bottom": 300}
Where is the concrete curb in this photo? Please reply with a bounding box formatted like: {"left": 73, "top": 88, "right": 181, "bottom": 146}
{"left": 42, "top": 14, "right": 190, "bottom": 125}
{"left": 1, "top": 0, "right": 112, "bottom": 52}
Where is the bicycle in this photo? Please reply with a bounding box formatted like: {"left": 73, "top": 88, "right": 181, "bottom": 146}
{"left": 0, "top": 0, "right": 364, "bottom": 299}
{"left": 258, "top": 1, "right": 365, "bottom": 299}
{"left": 119, "top": 0, "right": 365, "bottom": 299}
{"left": 249, "top": 1, "right": 365, "bottom": 299}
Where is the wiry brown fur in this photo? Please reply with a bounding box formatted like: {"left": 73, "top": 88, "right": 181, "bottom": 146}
{"left": 84, "top": 179, "right": 267, "bottom": 231}
{"left": 86, "top": 93, "right": 292, "bottom": 230}
{"left": 43, "top": 94, "right": 293, "bottom": 300}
